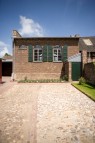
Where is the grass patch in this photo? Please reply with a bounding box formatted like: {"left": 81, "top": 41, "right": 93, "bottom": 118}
{"left": 72, "top": 83, "right": 95, "bottom": 101}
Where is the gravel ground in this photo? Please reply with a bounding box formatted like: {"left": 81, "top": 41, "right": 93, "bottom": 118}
{"left": 0, "top": 79, "right": 95, "bottom": 143}
{"left": 0, "top": 83, "right": 38, "bottom": 143}
{"left": 37, "top": 83, "right": 95, "bottom": 143}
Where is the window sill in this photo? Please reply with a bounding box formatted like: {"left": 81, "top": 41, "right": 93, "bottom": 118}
{"left": 53, "top": 61, "right": 62, "bottom": 63}
{"left": 33, "top": 61, "right": 43, "bottom": 63}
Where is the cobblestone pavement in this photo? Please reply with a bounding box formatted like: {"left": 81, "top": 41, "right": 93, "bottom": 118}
{"left": 37, "top": 83, "right": 95, "bottom": 143}
{"left": 0, "top": 81, "right": 95, "bottom": 143}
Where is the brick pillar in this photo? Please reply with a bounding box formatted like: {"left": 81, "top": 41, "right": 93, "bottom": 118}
{"left": 82, "top": 50, "right": 87, "bottom": 67}
{"left": 69, "top": 62, "right": 72, "bottom": 81}
{"left": 0, "top": 59, "right": 2, "bottom": 83}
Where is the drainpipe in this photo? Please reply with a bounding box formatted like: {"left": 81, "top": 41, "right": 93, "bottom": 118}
{"left": 0, "top": 59, "right": 2, "bottom": 83}
{"left": 88, "top": 52, "right": 91, "bottom": 63}
{"left": 11, "top": 36, "right": 15, "bottom": 81}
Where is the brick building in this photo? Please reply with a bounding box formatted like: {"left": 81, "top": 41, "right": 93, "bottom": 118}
{"left": 79, "top": 37, "right": 95, "bottom": 66}
{"left": 12, "top": 30, "right": 95, "bottom": 81}
{"left": 12, "top": 30, "right": 81, "bottom": 81}
{"left": 2, "top": 54, "right": 12, "bottom": 76}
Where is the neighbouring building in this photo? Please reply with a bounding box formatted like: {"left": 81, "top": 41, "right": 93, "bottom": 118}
{"left": 79, "top": 37, "right": 95, "bottom": 84}
{"left": 79, "top": 37, "right": 95, "bottom": 65}
{"left": 2, "top": 54, "right": 13, "bottom": 76}
{"left": 12, "top": 30, "right": 95, "bottom": 81}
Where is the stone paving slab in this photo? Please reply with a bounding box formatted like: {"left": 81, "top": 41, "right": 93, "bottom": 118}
{"left": 37, "top": 83, "right": 95, "bottom": 143}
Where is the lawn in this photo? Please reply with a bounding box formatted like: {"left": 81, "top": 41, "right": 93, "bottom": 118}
{"left": 72, "top": 83, "right": 95, "bottom": 101}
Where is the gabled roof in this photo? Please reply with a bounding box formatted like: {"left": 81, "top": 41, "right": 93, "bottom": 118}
{"left": 79, "top": 37, "right": 95, "bottom": 52}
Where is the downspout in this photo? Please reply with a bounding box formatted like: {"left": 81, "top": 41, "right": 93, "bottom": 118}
{"left": 11, "top": 37, "right": 15, "bottom": 81}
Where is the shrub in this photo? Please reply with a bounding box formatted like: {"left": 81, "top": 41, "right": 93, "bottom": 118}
{"left": 79, "top": 77, "right": 86, "bottom": 85}
{"left": 62, "top": 75, "right": 68, "bottom": 81}
{"left": 24, "top": 76, "right": 27, "bottom": 81}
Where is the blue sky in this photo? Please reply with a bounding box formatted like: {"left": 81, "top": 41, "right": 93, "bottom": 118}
{"left": 0, "top": 0, "right": 95, "bottom": 56}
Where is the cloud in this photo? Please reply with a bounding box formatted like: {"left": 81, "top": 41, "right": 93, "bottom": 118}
{"left": 0, "top": 41, "right": 9, "bottom": 58}
{"left": 19, "top": 16, "right": 44, "bottom": 37}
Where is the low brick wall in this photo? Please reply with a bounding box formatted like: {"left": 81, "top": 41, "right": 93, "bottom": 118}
{"left": 84, "top": 62, "right": 95, "bottom": 85}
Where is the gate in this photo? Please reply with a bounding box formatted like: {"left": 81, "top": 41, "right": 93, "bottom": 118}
{"left": 72, "top": 62, "right": 81, "bottom": 81}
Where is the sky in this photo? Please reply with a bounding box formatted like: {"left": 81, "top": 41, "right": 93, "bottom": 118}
{"left": 0, "top": 0, "right": 95, "bottom": 56}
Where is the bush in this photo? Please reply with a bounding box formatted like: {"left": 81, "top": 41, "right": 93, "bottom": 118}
{"left": 62, "top": 75, "right": 68, "bottom": 81}
{"left": 79, "top": 77, "right": 86, "bottom": 85}
{"left": 24, "top": 76, "right": 27, "bottom": 81}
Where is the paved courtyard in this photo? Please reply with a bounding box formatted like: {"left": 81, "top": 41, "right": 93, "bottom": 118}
{"left": 0, "top": 78, "right": 95, "bottom": 143}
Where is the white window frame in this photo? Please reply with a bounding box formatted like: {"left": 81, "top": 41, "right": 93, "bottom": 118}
{"left": 33, "top": 45, "right": 43, "bottom": 62}
{"left": 53, "top": 46, "right": 62, "bottom": 62}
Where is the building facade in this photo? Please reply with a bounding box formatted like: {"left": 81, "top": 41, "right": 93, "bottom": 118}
{"left": 13, "top": 30, "right": 80, "bottom": 81}
{"left": 79, "top": 37, "right": 95, "bottom": 66}
{"left": 12, "top": 30, "right": 95, "bottom": 81}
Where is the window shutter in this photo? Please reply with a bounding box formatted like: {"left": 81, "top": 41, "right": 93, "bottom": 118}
{"left": 28, "top": 45, "right": 33, "bottom": 62}
{"left": 62, "top": 45, "right": 68, "bottom": 62}
{"left": 43, "top": 45, "right": 47, "bottom": 62}
{"left": 48, "top": 45, "right": 53, "bottom": 62}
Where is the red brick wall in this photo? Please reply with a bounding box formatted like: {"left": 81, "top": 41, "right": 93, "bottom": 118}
{"left": 84, "top": 63, "right": 95, "bottom": 85}
{"left": 0, "top": 60, "right": 2, "bottom": 82}
{"left": 13, "top": 46, "right": 64, "bottom": 80}
{"left": 13, "top": 38, "right": 79, "bottom": 80}
{"left": 68, "top": 46, "right": 79, "bottom": 57}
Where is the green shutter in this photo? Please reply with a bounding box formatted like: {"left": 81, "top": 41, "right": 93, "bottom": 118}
{"left": 48, "top": 45, "right": 53, "bottom": 62}
{"left": 62, "top": 45, "right": 68, "bottom": 62}
{"left": 28, "top": 45, "right": 33, "bottom": 62}
{"left": 43, "top": 45, "right": 47, "bottom": 62}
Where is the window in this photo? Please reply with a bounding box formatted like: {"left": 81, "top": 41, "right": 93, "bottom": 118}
{"left": 33, "top": 45, "right": 42, "bottom": 62}
{"left": 91, "top": 52, "right": 95, "bottom": 58}
{"left": 53, "top": 46, "right": 62, "bottom": 62}
{"left": 87, "top": 52, "right": 95, "bottom": 59}
{"left": 87, "top": 52, "right": 90, "bottom": 58}
{"left": 83, "top": 39, "right": 93, "bottom": 46}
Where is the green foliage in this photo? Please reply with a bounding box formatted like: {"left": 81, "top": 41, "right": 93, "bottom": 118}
{"left": 18, "top": 78, "right": 65, "bottom": 83}
{"left": 24, "top": 76, "right": 27, "bottom": 81}
{"left": 93, "top": 62, "right": 95, "bottom": 66}
{"left": 4, "top": 53, "right": 11, "bottom": 56}
{"left": 62, "top": 75, "right": 68, "bottom": 81}
{"left": 79, "top": 77, "right": 86, "bottom": 85}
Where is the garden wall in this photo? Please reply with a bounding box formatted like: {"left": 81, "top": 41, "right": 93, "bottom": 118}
{"left": 84, "top": 62, "right": 95, "bottom": 85}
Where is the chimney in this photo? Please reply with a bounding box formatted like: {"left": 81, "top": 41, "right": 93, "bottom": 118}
{"left": 75, "top": 34, "right": 80, "bottom": 37}
{"left": 12, "top": 30, "right": 22, "bottom": 38}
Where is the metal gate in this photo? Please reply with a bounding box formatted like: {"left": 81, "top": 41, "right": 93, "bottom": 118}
{"left": 72, "top": 62, "right": 81, "bottom": 81}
